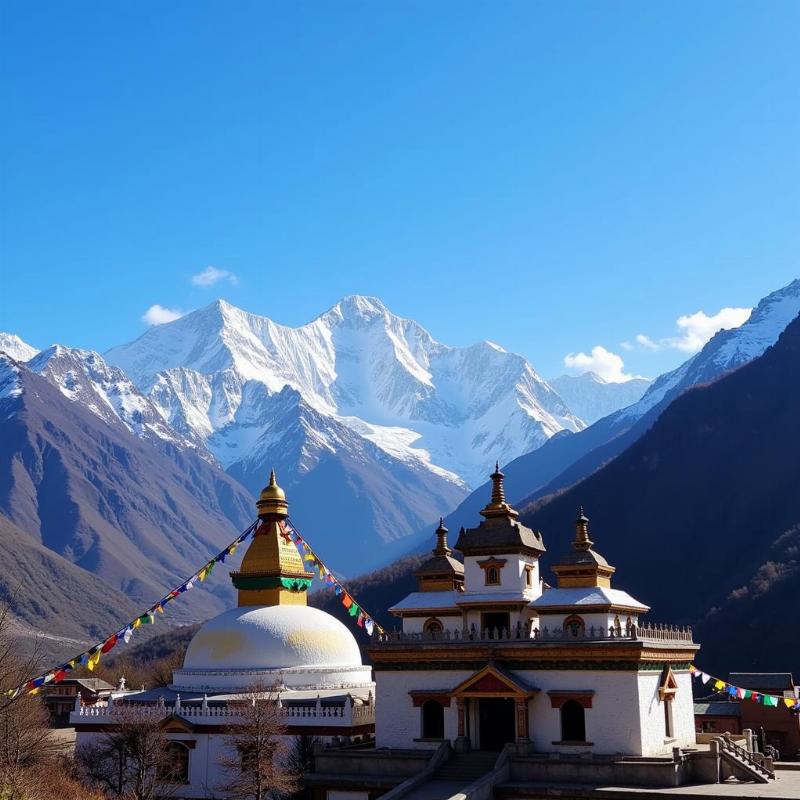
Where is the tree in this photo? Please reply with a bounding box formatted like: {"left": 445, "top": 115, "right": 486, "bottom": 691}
{"left": 0, "top": 599, "right": 94, "bottom": 800}
{"left": 77, "top": 704, "right": 181, "bottom": 800}
{"left": 285, "top": 735, "right": 320, "bottom": 800}
{"left": 218, "top": 685, "right": 297, "bottom": 800}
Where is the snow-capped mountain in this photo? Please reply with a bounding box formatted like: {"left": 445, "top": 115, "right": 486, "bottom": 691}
{"left": 0, "top": 333, "right": 39, "bottom": 362}
{"left": 106, "top": 296, "right": 584, "bottom": 488}
{"left": 549, "top": 372, "right": 651, "bottom": 425}
{"left": 619, "top": 277, "right": 800, "bottom": 422}
{"left": 26, "top": 345, "right": 209, "bottom": 456}
{"left": 429, "top": 277, "right": 800, "bottom": 542}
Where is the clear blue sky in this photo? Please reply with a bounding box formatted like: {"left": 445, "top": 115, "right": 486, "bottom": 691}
{"left": 1, "top": 1, "right": 797, "bottom": 380}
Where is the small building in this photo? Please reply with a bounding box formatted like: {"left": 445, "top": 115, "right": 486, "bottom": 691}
{"left": 42, "top": 677, "right": 115, "bottom": 727}
{"left": 693, "top": 701, "right": 742, "bottom": 736}
{"left": 729, "top": 673, "right": 800, "bottom": 758}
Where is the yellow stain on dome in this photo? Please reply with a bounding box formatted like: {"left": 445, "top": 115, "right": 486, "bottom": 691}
{"left": 188, "top": 630, "right": 249, "bottom": 663}
{"left": 286, "top": 628, "right": 340, "bottom": 653}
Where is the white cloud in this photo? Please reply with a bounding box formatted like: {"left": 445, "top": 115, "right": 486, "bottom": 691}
{"left": 563, "top": 345, "right": 637, "bottom": 383}
{"left": 142, "top": 304, "right": 184, "bottom": 326}
{"left": 631, "top": 306, "right": 752, "bottom": 355}
{"left": 635, "top": 333, "right": 660, "bottom": 351}
{"left": 191, "top": 266, "right": 239, "bottom": 287}
{"left": 669, "top": 307, "right": 752, "bottom": 353}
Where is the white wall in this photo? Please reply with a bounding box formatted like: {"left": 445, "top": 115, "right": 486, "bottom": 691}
{"left": 637, "top": 670, "right": 696, "bottom": 756}
{"left": 462, "top": 553, "right": 540, "bottom": 598}
{"left": 375, "top": 670, "right": 472, "bottom": 749}
{"left": 523, "top": 669, "right": 644, "bottom": 755}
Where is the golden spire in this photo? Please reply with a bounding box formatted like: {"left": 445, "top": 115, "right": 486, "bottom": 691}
{"left": 480, "top": 462, "right": 519, "bottom": 520}
{"left": 574, "top": 506, "right": 594, "bottom": 551}
{"left": 233, "top": 470, "right": 312, "bottom": 607}
{"left": 434, "top": 518, "right": 451, "bottom": 556}
{"left": 256, "top": 469, "right": 289, "bottom": 518}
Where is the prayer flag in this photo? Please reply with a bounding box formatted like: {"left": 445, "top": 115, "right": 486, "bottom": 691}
{"left": 764, "top": 696, "right": 778, "bottom": 707}
{"left": 123, "top": 626, "right": 133, "bottom": 644}
{"left": 101, "top": 635, "right": 118, "bottom": 654}
{"left": 365, "top": 619, "right": 374, "bottom": 636}
{"left": 342, "top": 594, "right": 353, "bottom": 609}
{"left": 784, "top": 698, "right": 795, "bottom": 709}
{"left": 348, "top": 602, "right": 360, "bottom": 618}
{"left": 713, "top": 680, "right": 725, "bottom": 690}
{"left": 356, "top": 612, "right": 365, "bottom": 628}
{"left": 700, "top": 673, "right": 711, "bottom": 684}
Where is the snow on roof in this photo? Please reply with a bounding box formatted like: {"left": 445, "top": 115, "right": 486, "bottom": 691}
{"left": 529, "top": 586, "right": 649, "bottom": 611}
{"left": 389, "top": 590, "right": 462, "bottom": 613}
{"left": 456, "top": 591, "right": 534, "bottom": 606}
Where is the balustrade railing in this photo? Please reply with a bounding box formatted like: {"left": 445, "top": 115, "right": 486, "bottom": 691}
{"left": 73, "top": 696, "right": 373, "bottom": 725}
{"left": 374, "top": 622, "right": 693, "bottom": 645}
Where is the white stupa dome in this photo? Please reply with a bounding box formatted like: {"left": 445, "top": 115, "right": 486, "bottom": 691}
{"left": 172, "top": 605, "right": 371, "bottom": 692}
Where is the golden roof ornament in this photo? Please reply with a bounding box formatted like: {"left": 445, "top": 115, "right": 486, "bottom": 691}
{"left": 433, "top": 518, "right": 451, "bottom": 556}
{"left": 479, "top": 462, "right": 519, "bottom": 520}
{"left": 573, "top": 506, "right": 594, "bottom": 551}
{"left": 256, "top": 469, "right": 289, "bottom": 518}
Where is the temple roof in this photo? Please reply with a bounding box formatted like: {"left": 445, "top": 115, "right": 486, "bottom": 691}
{"left": 530, "top": 585, "right": 649, "bottom": 612}
{"left": 454, "top": 465, "right": 545, "bottom": 556}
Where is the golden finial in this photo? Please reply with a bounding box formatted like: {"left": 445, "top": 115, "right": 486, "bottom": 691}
{"left": 574, "top": 506, "right": 593, "bottom": 550}
{"left": 256, "top": 469, "right": 289, "bottom": 518}
{"left": 434, "top": 518, "right": 451, "bottom": 556}
{"left": 480, "top": 461, "right": 518, "bottom": 520}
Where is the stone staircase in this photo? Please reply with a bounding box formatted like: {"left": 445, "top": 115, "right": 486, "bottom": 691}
{"left": 433, "top": 750, "right": 500, "bottom": 782}
{"left": 717, "top": 736, "right": 775, "bottom": 783}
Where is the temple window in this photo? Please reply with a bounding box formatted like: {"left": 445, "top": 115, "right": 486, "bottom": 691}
{"left": 560, "top": 700, "right": 586, "bottom": 743}
{"left": 477, "top": 557, "right": 507, "bottom": 586}
{"left": 421, "top": 700, "right": 444, "bottom": 739}
{"left": 563, "top": 615, "right": 585, "bottom": 638}
{"left": 423, "top": 618, "right": 443, "bottom": 634}
{"left": 664, "top": 697, "right": 674, "bottom": 738}
{"left": 160, "top": 742, "right": 190, "bottom": 783}
{"left": 524, "top": 565, "right": 533, "bottom": 587}
{"left": 658, "top": 666, "right": 678, "bottom": 740}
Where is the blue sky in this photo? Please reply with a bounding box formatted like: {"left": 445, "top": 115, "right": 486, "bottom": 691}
{"left": 1, "top": 1, "right": 797, "bottom": 380}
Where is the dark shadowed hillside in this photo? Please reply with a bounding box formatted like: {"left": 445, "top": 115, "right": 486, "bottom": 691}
{"left": 521, "top": 313, "right": 800, "bottom": 674}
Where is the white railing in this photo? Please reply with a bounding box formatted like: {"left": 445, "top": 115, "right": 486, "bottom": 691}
{"left": 375, "top": 622, "right": 694, "bottom": 645}
{"left": 72, "top": 695, "right": 374, "bottom": 727}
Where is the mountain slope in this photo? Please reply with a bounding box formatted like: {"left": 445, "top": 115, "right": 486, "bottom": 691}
{"left": 550, "top": 373, "right": 650, "bottom": 425}
{"left": 434, "top": 279, "right": 800, "bottom": 539}
{"left": 0, "top": 354, "right": 254, "bottom": 621}
{"left": 105, "top": 296, "right": 583, "bottom": 488}
{"left": 0, "top": 512, "right": 138, "bottom": 648}
{"left": 520, "top": 311, "right": 800, "bottom": 673}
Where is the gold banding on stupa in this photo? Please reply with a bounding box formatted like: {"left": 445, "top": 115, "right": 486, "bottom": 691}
{"left": 231, "top": 470, "right": 314, "bottom": 607}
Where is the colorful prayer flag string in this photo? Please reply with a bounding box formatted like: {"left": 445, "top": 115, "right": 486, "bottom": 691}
{"left": 282, "top": 517, "right": 385, "bottom": 637}
{"left": 8, "top": 519, "right": 260, "bottom": 700}
{"left": 689, "top": 665, "right": 800, "bottom": 712}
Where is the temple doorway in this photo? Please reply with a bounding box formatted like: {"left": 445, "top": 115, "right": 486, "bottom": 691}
{"left": 478, "top": 697, "right": 515, "bottom": 750}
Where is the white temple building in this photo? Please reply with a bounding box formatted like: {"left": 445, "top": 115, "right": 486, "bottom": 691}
{"left": 371, "top": 465, "right": 698, "bottom": 757}
{"left": 72, "top": 472, "right": 375, "bottom": 799}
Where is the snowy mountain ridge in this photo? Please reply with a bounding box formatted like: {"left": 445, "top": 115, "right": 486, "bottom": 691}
{"left": 549, "top": 372, "right": 651, "bottom": 425}
{"left": 26, "top": 344, "right": 211, "bottom": 457}
{"left": 106, "top": 295, "right": 585, "bottom": 487}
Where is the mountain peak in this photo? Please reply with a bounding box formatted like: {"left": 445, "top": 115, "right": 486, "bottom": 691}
{"left": 324, "top": 295, "right": 389, "bottom": 323}
{"left": 0, "top": 332, "right": 39, "bottom": 362}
